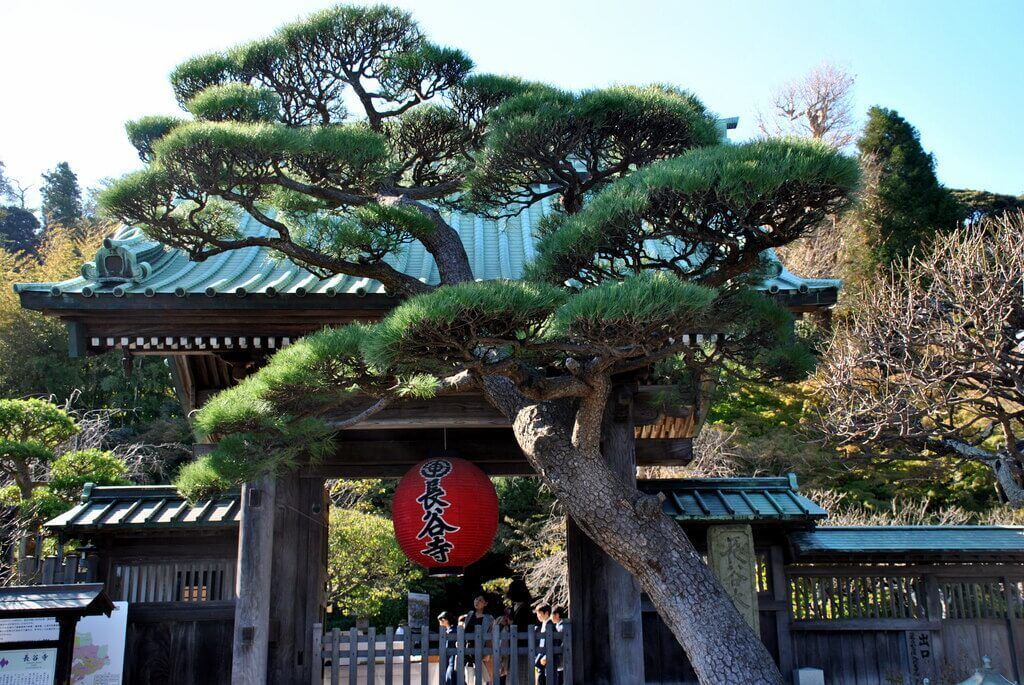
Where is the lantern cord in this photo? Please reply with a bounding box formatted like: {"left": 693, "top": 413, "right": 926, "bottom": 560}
{"left": 443, "top": 427, "right": 448, "bottom": 452}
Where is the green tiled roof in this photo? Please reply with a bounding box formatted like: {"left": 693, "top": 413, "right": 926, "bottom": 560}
{"left": 789, "top": 526, "right": 1024, "bottom": 560}
{"left": 14, "top": 197, "right": 839, "bottom": 300}
{"left": 639, "top": 474, "right": 827, "bottom": 524}
{"left": 45, "top": 484, "right": 239, "bottom": 533}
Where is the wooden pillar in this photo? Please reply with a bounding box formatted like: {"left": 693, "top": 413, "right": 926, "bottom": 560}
{"left": 231, "top": 475, "right": 277, "bottom": 685}
{"left": 567, "top": 386, "right": 644, "bottom": 685}
{"left": 54, "top": 615, "right": 79, "bottom": 685}
{"left": 770, "top": 545, "right": 794, "bottom": 679}
{"left": 268, "top": 473, "right": 328, "bottom": 685}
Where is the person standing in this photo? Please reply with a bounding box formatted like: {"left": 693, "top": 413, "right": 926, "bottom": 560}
{"left": 550, "top": 606, "right": 567, "bottom": 685}
{"left": 464, "top": 595, "right": 494, "bottom": 683}
{"left": 504, "top": 581, "right": 534, "bottom": 685}
{"left": 438, "top": 612, "right": 458, "bottom": 685}
{"left": 533, "top": 604, "right": 553, "bottom": 685}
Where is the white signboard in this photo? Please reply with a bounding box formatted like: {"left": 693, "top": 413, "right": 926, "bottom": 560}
{"left": 0, "top": 617, "right": 59, "bottom": 643}
{"left": 72, "top": 601, "right": 128, "bottom": 684}
{"left": 408, "top": 592, "right": 430, "bottom": 630}
{"left": 0, "top": 647, "right": 57, "bottom": 684}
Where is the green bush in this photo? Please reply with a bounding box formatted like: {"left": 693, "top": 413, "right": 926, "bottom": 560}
{"left": 49, "top": 449, "right": 129, "bottom": 501}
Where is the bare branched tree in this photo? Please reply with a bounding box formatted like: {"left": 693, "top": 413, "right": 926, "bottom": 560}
{"left": 761, "top": 63, "right": 859, "bottom": 281}
{"left": 807, "top": 489, "right": 1024, "bottom": 526}
{"left": 816, "top": 212, "right": 1024, "bottom": 506}
{"left": 757, "top": 63, "right": 858, "bottom": 149}
{"left": 509, "top": 514, "right": 568, "bottom": 607}
{"left": 54, "top": 407, "right": 187, "bottom": 484}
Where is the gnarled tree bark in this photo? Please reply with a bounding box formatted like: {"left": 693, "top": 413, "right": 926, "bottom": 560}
{"left": 484, "top": 378, "right": 783, "bottom": 685}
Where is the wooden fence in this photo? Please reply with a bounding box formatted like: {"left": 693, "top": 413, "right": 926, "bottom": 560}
{"left": 314, "top": 623, "right": 571, "bottom": 685}
{"left": 109, "top": 559, "right": 236, "bottom": 603}
{"left": 784, "top": 565, "right": 1024, "bottom": 684}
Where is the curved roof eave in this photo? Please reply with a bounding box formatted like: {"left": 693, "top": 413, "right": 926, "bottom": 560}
{"left": 14, "top": 199, "right": 840, "bottom": 303}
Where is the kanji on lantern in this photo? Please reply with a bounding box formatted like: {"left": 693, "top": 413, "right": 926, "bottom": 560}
{"left": 392, "top": 456, "right": 498, "bottom": 575}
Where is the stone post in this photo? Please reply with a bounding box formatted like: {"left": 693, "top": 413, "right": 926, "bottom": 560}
{"left": 707, "top": 523, "right": 760, "bottom": 636}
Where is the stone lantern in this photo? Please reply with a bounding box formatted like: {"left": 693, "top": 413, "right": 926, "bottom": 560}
{"left": 954, "top": 656, "right": 1018, "bottom": 685}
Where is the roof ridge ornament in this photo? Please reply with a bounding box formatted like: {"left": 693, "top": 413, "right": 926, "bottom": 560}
{"left": 81, "top": 235, "right": 164, "bottom": 286}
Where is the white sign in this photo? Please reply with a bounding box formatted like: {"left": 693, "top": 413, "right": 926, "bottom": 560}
{"left": 72, "top": 601, "right": 128, "bottom": 684}
{"left": 0, "top": 617, "right": 59, "bottom": 643}
{"left": 408, "top": 592, "right": 430, "bottom": 630}
{"left": 0, "top": 647, "right": 57, "bottom": 684}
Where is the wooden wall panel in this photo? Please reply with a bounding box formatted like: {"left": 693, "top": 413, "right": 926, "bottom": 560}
{"left": 124, "top": 604, "right": 234, "bottom": 685}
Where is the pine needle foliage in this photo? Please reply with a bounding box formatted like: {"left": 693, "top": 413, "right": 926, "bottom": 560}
{"left": 548, "top": 272, "right": 716, "bottom": 346}
{"left": 186, "top": 83, "right": 282, "bottom": 122}
{"left": 363, "top": 280, "right": 566, "bottom": 371}
{"left": 528, "top": 139, "right": 859, "bottom": 286}
{"left": 100, "top": 7, "right": 856, "bottom": 567}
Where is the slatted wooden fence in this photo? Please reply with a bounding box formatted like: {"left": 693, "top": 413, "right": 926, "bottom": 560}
{"left": 784, "top": 565, "right": 1024, "bottom": 683}
{"left": 110, "top": 559, "right": 236, "bottom": 603}
{"left": 314, "top": 623, "right": 571, "bottom": 685}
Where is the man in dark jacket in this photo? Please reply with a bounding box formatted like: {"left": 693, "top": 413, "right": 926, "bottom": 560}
{"left": 439, "top": 611, "right": 458, "bottom": 685}
{"left": 534, "top": 604, "right": 553, "bottom": 685}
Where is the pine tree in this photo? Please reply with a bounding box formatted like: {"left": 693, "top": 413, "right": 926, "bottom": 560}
{"left": 854, "top": 107, "right": 961, "bottom": 270}
{"left": 40, "top": 162, "right": 83, "bottom": 228}
{"left": 0, "top": 161, "right": 12, "bottom": 202}
{"left": 0, "top": 206, "right": 40, "bottom": 253}
{"left": 99, "top": 7, "right": 859, "bottom": 681}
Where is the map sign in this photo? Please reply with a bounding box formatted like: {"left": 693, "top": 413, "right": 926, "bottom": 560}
{"left": 71, "top": 601, "right": 127, "bottom": 684}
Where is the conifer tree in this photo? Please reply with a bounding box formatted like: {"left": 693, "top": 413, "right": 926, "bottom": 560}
{"left": 854, "top": 107, "right": 961, "bottom": 269}
{"left": 0, "top": 161, "right": 12, "bottom": 202}
{"left": 0, "top": 206, "right": 39, "bottom": 253}
{"left": 40, "top": 162, "right": 83, "bottom": 228}
{"left": 99, "top": 7, "right": 858, "bottom": 682}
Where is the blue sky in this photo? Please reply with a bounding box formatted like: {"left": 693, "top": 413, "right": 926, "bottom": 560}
{"left": 1, "top": 0, "right": 1021, "bottom": 207}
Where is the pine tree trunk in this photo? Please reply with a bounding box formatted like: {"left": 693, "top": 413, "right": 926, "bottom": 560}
{"left": 485, "top": 380, "right": 783, "bottom": 685}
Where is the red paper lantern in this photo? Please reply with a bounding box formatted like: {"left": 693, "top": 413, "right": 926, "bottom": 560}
{"left": 392, "top": 456, "right": 498, "bottom": 575}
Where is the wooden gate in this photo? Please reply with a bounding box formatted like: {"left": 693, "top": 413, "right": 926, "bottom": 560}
{"left": 314, "top": 623, "right": 571, "bottom": 685}
{"left": 785, "top": 566, "right": 1024, "bottom": 684}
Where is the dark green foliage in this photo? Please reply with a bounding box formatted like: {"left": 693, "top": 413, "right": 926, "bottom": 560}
{"left": 48, "top": 448, "right": 129, "bottom": 501}
{"left": 385, "top": 105, "right": 469, "bottom": 188}
{"left": 0, "top": 206, "right": 40, "bottom": 252}
{"left": 170, "top": 52, "right": 237, "bottom": 108}
{"left": 364, "top": 280, "right": 566, "bottom": 371}
{"left": 0, "top": 223, "right": 181, "bottom": 428}
{"left": 0, "top": 398, "right": 79, "bottom": 499}
{"left": 288, "top": 202, "right": 434, "bottom": 263}
{"left": 177, "top": 418, "right": 335, "bottom": 501}
{"left": 40, "top": 162, "right": 83, "bottom": 228}
{"left": 125, "top": 115, "right": 184, "bottom": 162}
{"left": 855, "top": 107, "right": 962, "bottom": 268}
{"left": 186, "top": 83, "right": 281, "bottom": 122}
{"left": 469, "top": 84, "right": 722, "bottom": 215}
{"left": 951, "top": 188, "right": 1024, "bottom": 226}
{"left": 529, "top": 139, "right": 859, "bottom": 287}
{"left": 548, "top": 272, "right": 716, "bottom": 347}
{"left": 0, "top": 161, "right": 12, "bottom": 201}
{"left": 0, "top": 398, "right": 78, "bottom": 448}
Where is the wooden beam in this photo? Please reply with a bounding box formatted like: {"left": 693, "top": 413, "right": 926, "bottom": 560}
{"left": 335, "top": 395, "right": 511, "bottom": 430}
{"left": 232, "top": 476, "right": 276, "bottom": 685}
{"left": 303, "top": 429, "right": 692, "bottom": 478}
